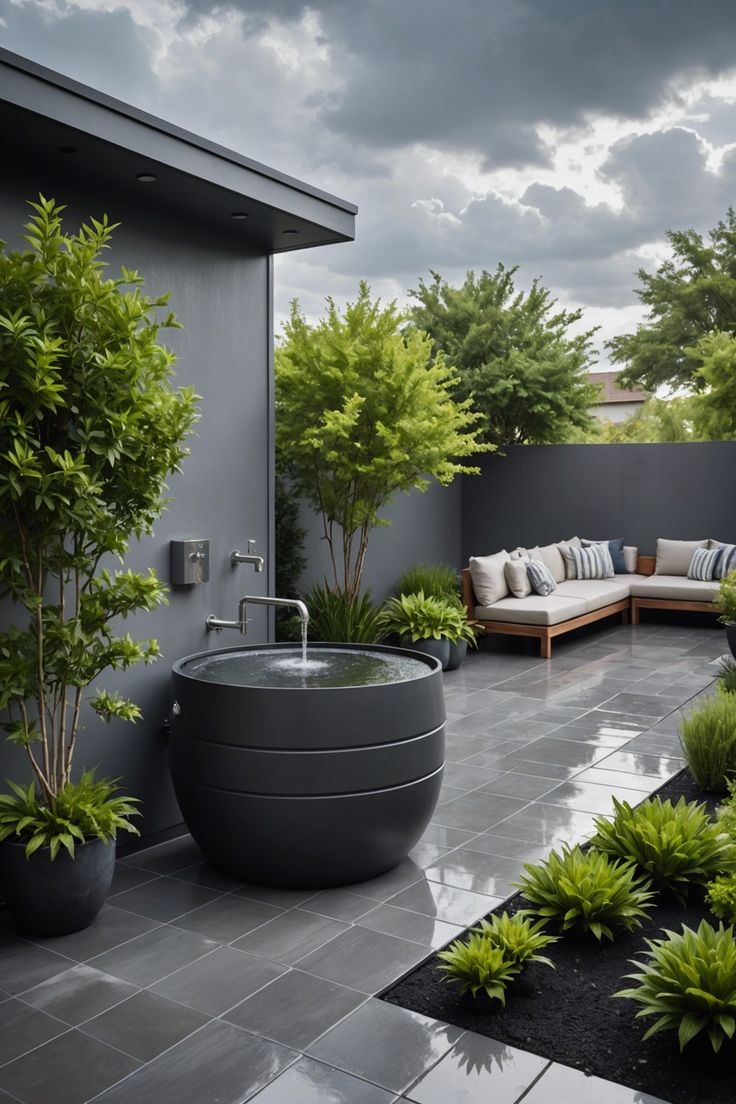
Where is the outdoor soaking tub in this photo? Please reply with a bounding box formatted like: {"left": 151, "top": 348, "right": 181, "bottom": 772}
{"left": 169, "top": 642, "right": 445, "bottom": 887}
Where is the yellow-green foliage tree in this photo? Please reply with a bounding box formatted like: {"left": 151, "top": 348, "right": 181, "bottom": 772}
{"left": 276, "top": 283, "right": 489, "bottom": 601}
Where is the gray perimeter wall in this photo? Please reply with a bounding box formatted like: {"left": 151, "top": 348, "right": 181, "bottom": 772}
{"left": 462, "top": 442, "right": 736, "bottom": 561}
{"left": 297, "top": 480, "right": 462, "bottom": 601}
{"left": 1, "top": 166, "right": 273, "bottom": 841}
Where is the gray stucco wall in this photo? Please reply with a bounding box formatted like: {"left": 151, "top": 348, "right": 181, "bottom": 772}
{"left": 462, "top": 442, "right": 736, "bottom": 561}
{"left": 1, "top": 169, "right": 274, "bottom": 841}
{"left": 297, "top": 480, "right": 462, "bottom": 601}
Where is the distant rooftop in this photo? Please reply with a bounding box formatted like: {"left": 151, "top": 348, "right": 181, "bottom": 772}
{"left": 589, "top": 371, "right": 648, "bottom": 404}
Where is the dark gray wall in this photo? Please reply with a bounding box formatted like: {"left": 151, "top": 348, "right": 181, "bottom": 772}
{"left": 1, "top": 165, "right": 274, "bottom": 840}
{"left": 298, "top": 480, "right": 462, "bottom": 601}
{"left": 462, "top": 442, "right": 736, "bottom": 561}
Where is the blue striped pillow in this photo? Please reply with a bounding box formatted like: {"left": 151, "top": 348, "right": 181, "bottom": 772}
{"left": 718, "top": 544, "right": 736, "bottom": 579}
{"left": 570, "top": 544, "right": 614, "bottom": 579}
{"left": 688, "top": 547, "right": 721, "bottom": 581}
{"left": 526, "top": 560, "right": 556, "bottom": 596}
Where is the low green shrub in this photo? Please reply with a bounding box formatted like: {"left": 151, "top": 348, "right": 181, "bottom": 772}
{"left": 718, "top": 658, "right": 736, "bottom": 696}
{"left": 378, "top": 591, "right": 473, "bottom": 643}
{"left": 707, "top": 874, "right": 736, "bottom": 924}
{"left": 0, "top": 772, "right": 140, "bottom": 859}
{"left": 394, "top": 562, "right": 460, "bottom": 602}
{"left": 616, "top": 920, "right": 736, "bottom": 1053}
{"left": 592, "top": 796, "right": 736, "bottom": 896}
{"left": 304, "top": 583, "right": 383, "bottom": 644}
{"left": 517, "top": 844, "right": 654, "bottom": 941}
{"left": 716, "top": 569, "right": 736, "bottom": 625}
{"left": 679, "top": 692, "right": 736, "bottom": 792}
{"left": 436, "top": 934, "right": 519, "bottom": 1003}
{"left": 717, "top": 779, "right": 736, "bottom": 839}
{"left": 472, "top": 911, "right": 558, "bottom": 969}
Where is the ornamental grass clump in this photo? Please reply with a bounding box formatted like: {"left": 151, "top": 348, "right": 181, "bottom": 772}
{"left": 679, "top": 692, "right": 736, "bottom": 792}
{"left": 591, "top": 796, "right": 736, "bottom": 897}
{"left": 616, "top": 920, "right": 736, "bottom": 1053}
{"left": 304, "top": 582, "right": 383, "bottom": 644}
{"left": 394, "top": 563, "right": 460, "bottom": 603}
{"left": 517, "top": 844, "right": 654, "bottom": 941}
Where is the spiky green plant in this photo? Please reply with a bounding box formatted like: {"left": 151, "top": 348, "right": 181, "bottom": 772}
{"left": 304, "top": 582, "right": 383, "bottom": 644}
{"left": 517, "top": 844, "right": 654, "bottom": 941}
{"left": 591, "top": 796, "right": 736, "bottom": 896}
{"left": 472, "top": 911, "right": 558, "bottom": 969}
{"left": 436, "top": 932, "right": 519, "bottom": 1002}
{"left": 679, "top": 692, "right": 736, "bottom": 792}
{"left": 0, "top": 772, "right": 139, "bottom": 859}
{"left": 716, "top": 569, "right": 736, "bottom": 625}
{"left": 718, "top": 658, "right": 736, "bottom": 696}
{"left": 394, "top": 563, "right": 460, "bottom": 602}
{"left": 616, "top": 921, "right": 736, "bottom": 1053}
{"left": 707, "top": 874, "right": 736, "bottom": 924}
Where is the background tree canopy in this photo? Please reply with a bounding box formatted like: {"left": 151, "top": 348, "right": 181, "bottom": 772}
{"left": 609, "top": 208, "right": 736, "bottom": 394}
{"left": 408, "top": 265, "right": 600, "bottom": 447}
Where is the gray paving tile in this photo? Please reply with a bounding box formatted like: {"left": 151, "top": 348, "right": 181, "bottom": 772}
{"left": 24, "top": 904, "right": 159, "bottom": 961}
{"left": 541, "top": 778, "right": 644, "bottom": 815}
{"left": 89, "top": 924, "right": 218, "bottom": 986}
{"left": 169, "top": 861, "right": 244, "bottom": 892}
{"left": 433, "top": 792, "right": 529, "bottom": 832}
{"left": 419, "top": 824, "right": 476, "bottom": 848}
{"left": 118, "top": 835, "right": 204, "bottom": 874}
{"left": 424, "top": 849, "right": 521, "bottom": 897}
{"left": 108, "top": 864, "right": 159, "bottom": 896}
{"left": 349, "top": 859, "right": 427, "bottom": 901}
{"left": 357, "top": 904, "right": 463, "bottom": 948}
{"left": 442, "top": 763, "right": 507, "bottom": 790}
{"left": 150, "top": 945, "right": 285, "bottom": 1015}
{"left": 574, "top": 765, "right": 665, "bottom": 792}
{"left": 296, "top": 926, "right": 428, "bottom": 994}
{"left": 0, "top": 1027, "right": 140, "bottom": 1104}
{"left": 461, "top": 831, "right": 550, "bottom": 864}
{"left": 309, "top": 998, "right": 462, "bottom": 1094}
{"left": 405, "top": 1033, "right": 548, "bottom": 1103}
{"left": 522, "top": 1060, "right": 670, "bottom": 1103}
{"left": 93, "top": 1019, "right": 295, "bottom": 1104}
{"left": 80, "top": 990, "right": 209, "bottom": 1062}
{"left": 300, "top": 889, "right": 376, "bottom": 922}
{"left": 233, "top": 883, "right": 319, "bottom": 909}
{"left": 387, "top": 880, "right": 500, "bottom": 927}
{"left": 172, "top": 892, "right": 283, "bottom": 942}
{"left": 21, "top": 963, "right": 138, "bottom": 1026}
{"left": 232, "top": 909, "right": 348, "bottom": 965}
{"left": 0, "top": 935, "right": 74, "bottom": 995}
{"left": 602, "top": 691, "right": 680, "bottom": 718}
{"left": 254, "top": 1056, "right": 395, "bottom": 1103}
{"left": 408, "top": 841, "right": 451, "bottom": 868}
{"left": 0, "top": 998, "right": 67, "bottom": 1064}
{"left": 479, "top": 772, "right": 559, "bottom": 801}
{"left": 499, "top": 735, "right": 615, "bottom": 770}
{"left": 488, "top": 803, "right": 598, "bottom": 846}
{"left": 108, "top": 876, "right": 223, "bottom": 922}
{"left": 593, "top": 749, "right": 683, "bottom": 779}
{"left": 224, "top": 969, "right": 365, "bottom": 1049}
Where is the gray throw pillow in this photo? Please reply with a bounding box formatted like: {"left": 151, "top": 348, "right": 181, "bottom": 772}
{"left": 556, "top": 541, "right": 579, "bottom": 580}
{"left": 527, "top": 560, "right": 557, "bottom": 596}
{"left": 504, "top": 558, "right": 532, "bottom": 598}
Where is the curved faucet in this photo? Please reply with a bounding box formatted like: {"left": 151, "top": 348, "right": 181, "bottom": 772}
{"left": 230, "top": 540, "right": 264, "bottom": 572}
{"left": 206, "top": 595, "right": 309, "bottom": 635}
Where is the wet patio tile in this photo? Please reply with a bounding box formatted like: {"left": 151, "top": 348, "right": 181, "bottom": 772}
{"left": 23, "top": 905, "right": 160, "bottom": 962}
{"left": 357, "top": 904, "right": 463, "bottom": 948}
{"left": 21, "top": 964, "right": 138, "bottom": 1026}
{"left": 574, "top": 766, "right": 665, "bottom": 792}
{"left": 0, "top": 998, "right": 67, "bottom": 1064}
{"left": 386, "top": 880, "right": 501, "bottom": 927}
{"left": 0, "top": 935, "right": 74, "bottom": 995}
{"left": 499, "top": 736, "right": 615, "bottom": 771}
{"left": 424, "top": 850, "right": 521, "bottom": 898}
{"left": 172, "top": 892, "right": 283, "bottom": 942}
{"left": 254, "top": 1056, "right": 395, "bottom": 1103}
{"left": 405, "top": 1033, "right": 548, "bottom": 1104}
{"left": 89, "top": 925, "right": 218, "bottom": 987}
{"left": 80, "top": 990, "right": 209, "bottom": 1062}
{"left": 0, "top": 1028, "right": 140, "bottom": 1104}
{"left": 591, "top": 749, "right": 683, "bottom": 779}
{"left": 433, "top": 792, "right": 529, "bottom": 833}
{"left": 295, "top": 926, "right": 428, "bottom": 994}
{"left": 308, "top": 998, "right": 462, "bottom": 1094}
{"left": 108, "top": 877, "right": 223, "bottom": 923}
{"left": 541, "top": 779, "right": 644, "bottom": 815}
{"left": 118, "top": 835, "right": 204, "bottom": 875}
{"left": 522, "top": 1060, "right": 670, "bottom": 1103}
{"left": 478, "top": 772, "right": 559, "bottom": 801}
{"left": 299, "top": 889, "right": 376, "bottom": 922}
{"left": 232, "top": 909, "right": 348, "bottom": 965}
{"left": 150, "top": 944, "right": 285, "bottom": 1015}
{"left": 487, "top": 803, "right": 598, "bottom": 847}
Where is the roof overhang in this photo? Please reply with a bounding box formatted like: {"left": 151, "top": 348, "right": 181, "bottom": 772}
{"left": 0, "top": 48, "right": 357, "bottom": 253}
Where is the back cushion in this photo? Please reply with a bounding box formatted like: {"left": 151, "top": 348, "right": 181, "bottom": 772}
{"left": 504, "top": 558, "right": 532, "bottom": 598}
{"left": 571, "top": 544, "right": 615, "bottom": 579}
{"left": 556, "top": 541, "right": 579, "bottom": 580}
{"left": 582, "top": 537, "right": 626, "bottom": 574}
{"left": 469, "top": 551, "right": 510, "bottom": 606}
{"left": 623, "top": 546, "right": 638, "bottom": 573}
{"left": 537, "top": 543, "right": 566, "bottom": 584}
{"left": 655, "top": 538, "right": 708, "bottom": 576}
{"left": 718, "top": 544, "right": 736, "bottom": 579}
{"left": 688, "top": 547, "right": 721, "bottom": 581}
{"left": 527, "top": 560, "right": 557, "bottom": 596}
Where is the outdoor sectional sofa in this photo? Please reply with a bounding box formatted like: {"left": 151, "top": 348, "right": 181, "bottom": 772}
{"left": 462, "top": 537, "right": 725, "bottom": 658}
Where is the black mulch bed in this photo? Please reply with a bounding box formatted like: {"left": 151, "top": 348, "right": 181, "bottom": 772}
{"left": 382, "top": 770, "right": 734, "bottom": 1104}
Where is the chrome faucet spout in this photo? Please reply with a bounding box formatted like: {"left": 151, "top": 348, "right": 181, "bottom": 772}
{"left": 206, "top": 595, "right": 308, "bottom": 635}
{"left": 231, "top": 540, "right": 265, "bottom": 572}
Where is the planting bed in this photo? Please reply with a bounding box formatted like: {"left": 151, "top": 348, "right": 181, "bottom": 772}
{"left": 382, "top": 771, "right": 730, "bottom": 1104}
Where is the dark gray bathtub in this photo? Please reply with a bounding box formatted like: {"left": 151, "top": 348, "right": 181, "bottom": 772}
{"left": 169, "top": 642, "right": 445, "bottom": 888}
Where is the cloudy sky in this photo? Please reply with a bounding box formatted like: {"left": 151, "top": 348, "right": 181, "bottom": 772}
{"left": 3, "top": 0, "right": 736, "bottom": 367}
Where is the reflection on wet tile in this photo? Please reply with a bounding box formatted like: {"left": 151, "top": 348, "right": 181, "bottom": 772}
{"left": 488, "top": 803, "right": 598, "bottom": 847}
{"left": 89, "top": 925, "right": 218, "bottom": 987}
{"left": 406, "top": 1032, "right": 548, "bottom": 1104}
{"left": 434, "top": 792, "right": 529, "bottom": 832}
{"left": 500, "top": 736, "right": 614, "bottom": 771}
{"left": 387, "top": 880, "right": 500, "bottom": 927}
{"left": 172, "top": 893, "right": 283, "bottom": 942}
{"left": 295, "top": 926, "right": 428, "bottom": 994}
{"left": 22, "top": 964, "right": 137, "bottom": 1026}
{"left": 593, "top": 749, "right": 683, "bottom": 779}
{"left": 309, "top": 999, "right": 462, "bottom": 1094}
{"left": 0, "top": 1028, "right": 140, "bottom": 1104}
{"left": 424, "top": 850, "right": 521, "bottom": 898}
{"left": 80, "top": 990, "right": 208, "bottom": 1062}
{"left": 574, "top": 766, "right": 665, "bottom": 792}
{"left": 479, "top": 772, "right": 559, "bottom": 801}
{"left": 150, "top": 945, "right": 285, "bottom": 1015}
{"left": 300, "top": 889, "right": 376, "bottom": 923}
{"left": 0, "top": 998, "right": 67, "bottom": 1064}
{"left": 357, "top": 904, "right": 463, "bottom": 948}
{"left": 232, "top": 909, "right": 348, "bottom": 965}
{"left": 522, "top": 1060, "right": 670, "bottom": 1103}
{"left": 254, "top": 1057, "right": 395, "bottom": 1103}
{"left": 541, "top": 779, "right": 643, "bottom": 815}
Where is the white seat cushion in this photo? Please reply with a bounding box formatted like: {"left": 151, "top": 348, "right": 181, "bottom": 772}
{"left": 475, "top": 595, "right": 588, "bottom": 625}
{"left": 556, "top": 578, "right": 632, "bottom": 612}
{"left": 630, "top": 575, "right": 718, "bottom": 602}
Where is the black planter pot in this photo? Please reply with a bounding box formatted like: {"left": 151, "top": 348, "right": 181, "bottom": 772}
{"left": 0, "top": 837, "right": 114, "bottom": 936}
{"left": 402, "top": 636, "right": 451, "bottom": 670}
{"left": 446, "top": 639, "right": 468, "bottom": 671}
{"left": 726, "top": 621, "right": 736, "bottom": 661}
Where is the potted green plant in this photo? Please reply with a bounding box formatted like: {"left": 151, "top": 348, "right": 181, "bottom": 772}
{"left": 717, "top": 570, "right": 736, "bottom": 660}
{"left": 445, "top": 614, "right": 479, "bottom": 671}
{"left": 378, "top": 591, "right": 468, "bottom": 670}
{"left": 0, "top": 197, "right": 198, "bottom": 935}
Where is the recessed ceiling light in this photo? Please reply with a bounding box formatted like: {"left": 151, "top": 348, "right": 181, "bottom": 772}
{"left": 282, "top": 228, "right": 299, "bottom": 235}
{"left": 230, "top": 211, "right": 249, "bottom": 220}
{"left": 58, "top": 145, "right": 78, "bottom": 155}
{"left": 136, "top": 173, "right": 157, "bottom": 183}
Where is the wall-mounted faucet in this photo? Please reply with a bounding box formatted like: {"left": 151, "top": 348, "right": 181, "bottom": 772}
{"left": 206, "top": 595, "right": 309, "bottom": 635}
{"left": 231, "top": 539, "right": 264, "bottom": 572}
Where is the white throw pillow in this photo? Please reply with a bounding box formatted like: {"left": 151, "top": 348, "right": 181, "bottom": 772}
{"left": 655, "top": 538, "right": 708, "bottom": 577}
{"left": 504, "top": 558, "right": 532, "bottom": 598}
{"left": 623, "top": 546, "right": 638, "bottom": 573}
{"left": 537, "top": 542, "right": 566, "bottom": 584}
{"left": 469, "top": 550, "right": 510, "bottom": 605}
{"left": 556, "top": 540, "right": 580, "bottom": 580}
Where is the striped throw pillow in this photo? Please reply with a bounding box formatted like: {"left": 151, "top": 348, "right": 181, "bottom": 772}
{"left": 718, "top": 544, "right": 736, "bottom": 579}
{"left": 526, "top": 560, "right": 557, "bottom": 596}
{"left": 688, "top": 547, "right": 721, "bottom": 581}
{"left": 570, "top": 544, "right": 614, "bottom": 580}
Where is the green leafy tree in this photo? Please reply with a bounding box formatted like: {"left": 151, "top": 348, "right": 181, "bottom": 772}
{"left": 572, "top": 396, "right": 697, "bottom": 443}
{"left": 274, "top": 463, "right": 307, "bottom": 641}
{"left": 0, "top": 196, "right": 198, "bottom": 807}
{"left": 688, "top": 331, "right": 736, "bottom": 439}
{"left": 275, "top": 282, "right": 488, "bottom": 601}
{"left": 408, "top": 266, "right": 600, "bottom": 446}
{"left": 610, "top": 208, "right": 736, "bottom": 393}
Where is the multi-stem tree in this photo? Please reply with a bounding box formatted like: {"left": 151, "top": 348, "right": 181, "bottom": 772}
{"left": 276, "top": 283, "right": 488, "bottom": 601}
{"left": 0, "top": 197, "right": 198, "bottom": 802}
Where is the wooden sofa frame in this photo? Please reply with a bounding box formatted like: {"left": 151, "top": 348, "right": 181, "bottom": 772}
{"left": 462, "top": 554, "right": 720, "bottom": 659}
